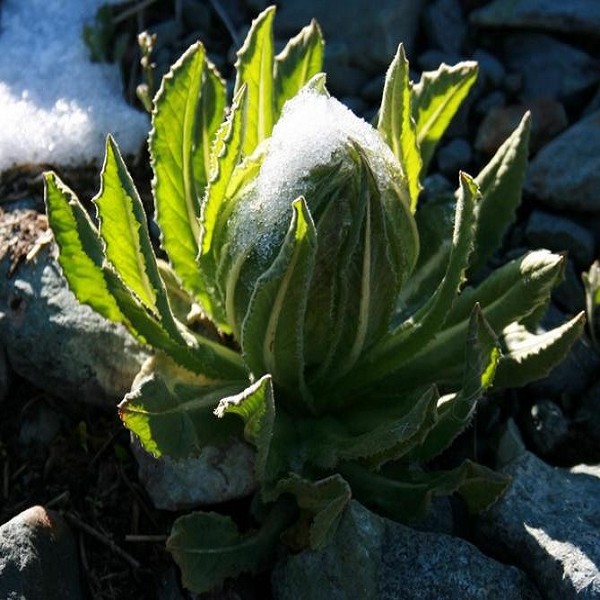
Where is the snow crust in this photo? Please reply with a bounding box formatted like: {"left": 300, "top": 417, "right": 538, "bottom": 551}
{"left": 232, "top": 88, "right": 401, "bottom": 256}
{"left": 0, "top": 0, "right": 149, "bottom": 172}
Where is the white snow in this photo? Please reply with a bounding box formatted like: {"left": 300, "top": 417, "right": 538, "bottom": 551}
{"left": 0, "top": 0, "right": 149, "bottom": 171}
{"left": 232, "top": 88, "right": 404, "bottom": 256}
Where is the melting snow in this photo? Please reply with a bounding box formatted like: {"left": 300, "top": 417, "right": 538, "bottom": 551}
{"left": 232, "top": 88, "right": 403, "bottom": 257}
{"left": 0, "top": 0, "right": 149, "bottom": 171}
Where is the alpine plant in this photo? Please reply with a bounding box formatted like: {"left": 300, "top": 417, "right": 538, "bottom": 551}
{"left": 44, "top": 6, "right": 584, "bottom": 593}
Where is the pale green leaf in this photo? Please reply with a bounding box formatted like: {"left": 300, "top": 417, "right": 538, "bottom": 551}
{"left": 411, "top": 61, "right": 478, "bottom": 172}
{"left": 583, "top": 260, "right": 600, "bottom": 349}
{"left": 44, "top": 172, "right": 123, "bottom": 324}
{"left": 45, "top": 172, "right": 244, "bottom": 378}
{"left": 234, "top": 6, "right": 276, "bottom": 157}
{"left": 493, "top": 312, "right": 585, "bottom": 389}
{"left": 151, "top": 42, "right": 226, "bottom": 298}
{"left": 214, "top": 374, "right": 275, "bottom": 482}
{"left": 197, "top": 86, "right": 248, "bottom": 329}
{"left": 377, "top": 43, "right": 422, "bottom": 212}
{"left": 95, "top": 136, "right": 182, "bottom": 341}
{"left": 241, "top": 197, "right": 317, "bottom": 401}
{"left": 470, "top": 112, "right": 531, "bottom": 275}
{"left": 119, "top": 354, "right": 246, "bottom": 458}
{"left": 274, "top": 19, "right": 324, "bottom": 116}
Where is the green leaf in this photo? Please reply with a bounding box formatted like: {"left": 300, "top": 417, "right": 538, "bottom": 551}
{"left": 215, "top": 374, "right": 275, "bottom": 483}
{"left": 583, "top": 260, "right": 600, "bottom": 350}
{"left": 95, "top": 136, "right": 182, "bottom": 340}
{"left": 411, "top": 305, "right": 500, "bottom": 463}
{"left": 470, "top": 112, "right": 531, "bottom": 275}
{"left": 197, "top": 86, "right": 248, "bottom": 329}
{"left": 241, "top": 197, "right": 317, "bottom": 400}
{"left": 395, "top": 250, "right": 566, "bottom": 389}
{"left": 44, "top": 172, "right": 123, "bottom": 324}
{"left": 493, "top": 312, "right": 585, "bottom": 389}
{"left": 308, "top": 386, "right": 438, "bottom": 469}
{"left": 45, "top": 171, "right": 245, "bottom": 379}
{"left": 275, "top": 474, "right": 351, "bottom": 549}
{"left": 274, "top": 19, "right": 324, "bottom": 117}
{"left": 347, "top": 172, "right": 479, "bottom": 392}
{"left": 411, "top": 61, "right": 478, "bottom": 173}
{"left": 394, "top": 193, "right": 454, "bottom": 317}
{"left": 118, "top": 354, "right": 245, "bottom": 458}
{"left": 341, "top": 459, "right": 508, "bottom": 523}
{"left": 377, "top": 43, "right": 422, "bottom": 212}
{"left": 167, "top": 500, "right": 295, "bottom": 594}
{"left": 150, "top": 42, "right": 226, "bottom": 298}
{"left": 234, "top": 6, "right": 276, "bottom": 157}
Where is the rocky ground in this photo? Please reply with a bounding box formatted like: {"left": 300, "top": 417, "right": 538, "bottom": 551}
{"left": 1, "top": 0, "right": 600, "bottom": 598}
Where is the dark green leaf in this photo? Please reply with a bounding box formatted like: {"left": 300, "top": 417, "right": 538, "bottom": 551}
{"left": 241, "top": 197, "right": 317, "bottom": 402}
{"left": 341, "top": 459, "right": 508, "bottom": 523}
{"left": 167, "top": 499, "right": 295, "bottom": 594}
{"left": 307, "top": 386, "right": 438, "bottom": 469}
{"left": 346, "top": 172, "right": 479, "bottom": 392}
{"left": 275, "top": 473, "right": 351, "bottom": 549}
{"left": 493, "top": 312, "right": 585, "bottom": 389}
{"left": 470, "top": 112, "right": 531, "bottom": 275}
{"left": 411, "top": 305, "right": 500, "bottom": 462}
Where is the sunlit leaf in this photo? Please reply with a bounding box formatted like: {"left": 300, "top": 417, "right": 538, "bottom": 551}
{"left": 377, "top": 43, "right": 422, "bottom": 211}
{"left": 151, "top": 42, "right": 226, "bottom": 297}
{"left": 411, "top": 61, "right": 478, "bottom": 172}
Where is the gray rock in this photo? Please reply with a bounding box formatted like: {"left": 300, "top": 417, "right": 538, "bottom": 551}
{"left": 0, "top": 208, "right": 148, "bottom": 405}
{"left": 436, "top": 138, "right": 472, "bottom": 176}
{"left": 525, "top": 209, "right": 595, "bottom": 269}
{"left": 476, "top": 452, "right": 600, "bottom": 599}
{"left": 361, "top": 74, "right": 386, "bottom": 104}
{"left": 552, "top": 257, "right": 586, "bottom": 315}
{"left": 472, "top": 49, "right": 506, "bottom": 89}
{"left": 470, "top": 0, "right": 600, "bottom": 37}
{"left": 323, "top": 42, "right": 370, "bottom": 98}
{"left": 275, "top": 0, "right": 423, "bottom": 73}
{"left": 417, "top": 49, "right": 462, "bottom": 74}
{"left": 18, "top": 401, "right": 62, "bottom": 446}
{"left": 501, "top": 34, "right": 600, "bottom": 102}
{"left": 424, "top": 0, "right": 467, "bottom": 55}
{"left": 0, "top": 505, "right": 83, "bottom": 600}
{"left": 576, "top": 379, "right": 600, "bottom": 450}
{"left": 272, "top": 501, "right": 540, "bottom": 600}
{"left": 0, "top": 344, "right": 8, "bottom": 404}
{"left": 131, "top": 435, "right": 256, "bottom": 510}
{"left": 523, "top": 399, "right": 569, "bottom": 456}
{"left": 527, "top": 110, "right": 600, "bottom": 212}
{"left": 475, "top": 99, "right": 567, "bottom": 155}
